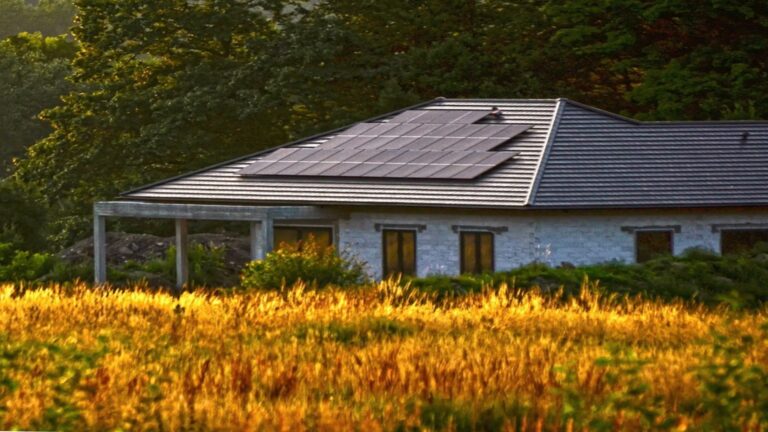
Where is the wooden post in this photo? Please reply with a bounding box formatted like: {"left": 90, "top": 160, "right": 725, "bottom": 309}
{"left": 175, "top": 219, "right": 189, "bottom": 292}
{"left": 93, "top": 213, "right": 107, "bottom": 285}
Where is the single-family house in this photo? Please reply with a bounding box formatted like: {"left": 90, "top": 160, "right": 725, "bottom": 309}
{"left": 95, "top": 98, "right": 768, "bottom": 287}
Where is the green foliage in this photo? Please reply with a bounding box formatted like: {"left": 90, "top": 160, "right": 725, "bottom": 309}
{"left": 15, "top": 0, "right": 547, "bottom": 243}
{"left": 556, "top": 346, "right": 676, "bottom": 430}
{"left": 240, "top": 242, "right": 368, "bottom": 290}
{"left": 0, "top": 32, "right": 75, "bottom": 176}
{"left": 542, "top": 0, "right": 768, "bottom": 120}
{"left": 10, "top": 0, "right": 768, "bottom": 251}
{"left": 409, "top": 246, "right": 768, "bottom": 306}
{"left": 0, "top": 244, "right": 56, "bottom": 282}
{"left": 0, "top": 0, "right": 75, "bottom": 38}
{"left": 118, "top": 243, "right": 228, "bottom": 287}
{"left": 694, "top": 324, "right": 768, "bottom": 430}
{"left": 0, "top": 335, "right": 108, "bottom": 431}
{"left": 0, "top": 179, "right": 47, "bottom": 250}
{"left": 16, "top": 0, "right": 301, "bottom": 243}
{"left": 292, "top": 317, "right": 415, "bottom": 347}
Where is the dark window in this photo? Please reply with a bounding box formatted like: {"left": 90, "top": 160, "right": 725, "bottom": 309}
{"left": 721, "top": 230, "right": 768, "bottom": 255}
{"left": 460, "top": 232, "right": 494, "bottom": 274}
{"left": 274, "top": 226, "right": 333, "bottom": 250}
{"left": 382, "top": 230, "right": 416, "bottom": 276}
{"left": 635, "top": 230, "right": 673, "bottom": 263}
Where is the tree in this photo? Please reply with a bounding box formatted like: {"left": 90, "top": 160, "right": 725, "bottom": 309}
{"left": 0, "top": 0, "right": 76, "bottom": 38}
{"left": 17, "top": 0, "right": 550, "bottom": 247}
{"left": 17, "top": 0, "right": 768, "bottom": 249}
{"left": 17, "top": 0, "right": 307, "bottom": 246}
{"left": 0, "top": 178, "right": 46, "bottom": 250}
{"left": 0, "top": 32, "right": 76, "bottom": 175}
{"left": 540, "top": 0, "right": 768, "bottom": 120}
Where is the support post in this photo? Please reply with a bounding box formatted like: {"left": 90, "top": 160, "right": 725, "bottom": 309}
{"left": 259, "top": 217, "right": 274, "bottom": 259}
{"left": 93, "top": 213, "right": 107, "bottom": 285}
{"left": 175, "top": 219, "right": 189, "bottom": 291}
{"left": 250, "top": 221, "right": 260, "bottom": 261}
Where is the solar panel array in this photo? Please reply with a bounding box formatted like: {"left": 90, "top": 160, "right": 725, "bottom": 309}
{"left": 239, "top": 109, "right": 531, "bottom": 180}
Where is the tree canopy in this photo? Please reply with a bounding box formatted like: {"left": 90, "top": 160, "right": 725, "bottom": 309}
{"left": 0, "top": 0, "right": 76, "bottom": 38}
{"left": 5, "top": 0, "right": 768, "bottom": 249}
{"left": 0, "top": 32, "right": 76, "bottom": 175}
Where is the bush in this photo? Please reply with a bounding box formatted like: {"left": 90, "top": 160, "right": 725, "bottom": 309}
{"left": 0, "top": 180, "right": 47, "bottom": 251}
{"left": 114, "top": 243, "right": 228, "bottom": 287}
{"left": 407, "top": 245, "right": 768, "bottom": 306}
{"left": 240, "top": 242, "right": 368, "bottom": 289}
{"left": 0, "top": 248, "right": 56, "bottom": 282}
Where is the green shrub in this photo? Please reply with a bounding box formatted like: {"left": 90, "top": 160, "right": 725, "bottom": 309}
{"left": 407, "top": 245, "right": 768, "bottom": 306}
{"left": 694, "top": 323, "right": 768, "bottom": 429}
{"left": 0, "top": 249, "right": 56, "bottom": 282}
{"left": 240, "top": 242, "right": 368, "bottom": 290}
{"left": 111, "top": 243, "right": 228, "bottom": 287}
{"left": 0, "top": 243, "right": 14, "bottom": 265}
{"left": 0, "top": 180, "right": 47, "bottom": 252}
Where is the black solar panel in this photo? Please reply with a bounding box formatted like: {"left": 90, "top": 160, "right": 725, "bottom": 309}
{"left": 389, "top": 110, "right": 491, "bottom": 124}
{"left": 239, "top": 108, "right": 530, "bottom": 180}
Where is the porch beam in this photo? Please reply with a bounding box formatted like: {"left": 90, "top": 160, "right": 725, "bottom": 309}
{"left": 94, "top": 201, "right": 341, "bottom": 221}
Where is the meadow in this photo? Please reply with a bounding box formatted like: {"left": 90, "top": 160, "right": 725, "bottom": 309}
{"left": 1, "top": 279, "right": 767, "bottom": 431}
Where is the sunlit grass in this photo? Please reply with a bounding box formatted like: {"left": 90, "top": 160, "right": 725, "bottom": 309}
{"left": 1, "top": 280, "right": 766, "bottom": 430}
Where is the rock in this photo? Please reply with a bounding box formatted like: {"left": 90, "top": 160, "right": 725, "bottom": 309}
{"left": 57, "top": 231, "right": 253, "bottom": 285}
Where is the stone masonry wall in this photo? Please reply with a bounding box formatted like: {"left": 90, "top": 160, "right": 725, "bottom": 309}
{"left": 336, "top": 208, "right": 768, "bottom": 279}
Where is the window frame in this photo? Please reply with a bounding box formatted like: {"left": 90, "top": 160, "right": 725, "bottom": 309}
{"left": 459, "top": 231, "right": 495, "bottom": 274}
{"left": 273, "top": 225, "right": 334, "bottom": 250}
{"left": 381, "top": 229, "right": 417, "bottom": 277}
{"left": 720, "top": 228, "right": 768, "bottom": 255}
{"left": 634, "top": 229, "right": 674, "bottom": 263}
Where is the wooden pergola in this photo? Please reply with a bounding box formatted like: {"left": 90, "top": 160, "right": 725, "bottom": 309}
{"left": 93, "top": 201, "right": 342, "bottom": 289}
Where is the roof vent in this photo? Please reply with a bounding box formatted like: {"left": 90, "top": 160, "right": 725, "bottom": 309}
{"left": 488, "top": 106, "right": 504, "bottom": 120}
{"left": 741, "top": 131, "right": 750, "bottom": 144}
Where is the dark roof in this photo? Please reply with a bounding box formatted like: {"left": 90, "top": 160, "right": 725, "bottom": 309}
{"left": 532, "top": 102, "right": 768, "bottom": 208}
{"left": 123, "top": 98, "right": 768, "bottom": 209}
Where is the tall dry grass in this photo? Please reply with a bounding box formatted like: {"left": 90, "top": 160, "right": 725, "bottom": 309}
{"left": 0, "top": 280, "right": 766, "bottom": 431}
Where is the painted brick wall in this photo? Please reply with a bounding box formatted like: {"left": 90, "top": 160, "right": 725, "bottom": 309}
{"left": 337, "top": 209, "right": 768, "bottom": 279}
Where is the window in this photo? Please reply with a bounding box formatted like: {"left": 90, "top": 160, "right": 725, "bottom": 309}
{"left": 460, "top": 232, "right": 494, "bottom": 274}
{"left": 721, "top": 230, "right": 768, "bottom": 255}
{"left": 274, "top": 226, "right": 333, "bottom": 250}
{"left": 382, "top": 230, "right": 416, "bottom": 276}
{"left": 635, "top": 230, "right": 673, "bottom": 263}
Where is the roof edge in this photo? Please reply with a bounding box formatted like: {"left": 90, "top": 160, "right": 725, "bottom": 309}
{"left": 558, "top": 98, "right": 641, "bottom": 125}
{"left": 560, "top": 98, "right": 768, "bottom": 126}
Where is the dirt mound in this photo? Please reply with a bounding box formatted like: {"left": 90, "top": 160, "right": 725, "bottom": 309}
{"left": 59, "top": 232, "right": 252, "bottom": 272}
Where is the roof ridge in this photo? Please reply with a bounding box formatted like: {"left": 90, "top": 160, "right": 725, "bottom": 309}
{"left": 526, "top": 99, "right": 565, "bottom": 206}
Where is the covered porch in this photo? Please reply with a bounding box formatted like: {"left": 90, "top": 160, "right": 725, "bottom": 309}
{"left": 93, "top": 201, "right": 343, "bottom": 289}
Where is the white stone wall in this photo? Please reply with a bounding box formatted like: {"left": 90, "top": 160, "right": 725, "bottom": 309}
{"left": 334, "top": 208, "right": 768, "bottom": 279}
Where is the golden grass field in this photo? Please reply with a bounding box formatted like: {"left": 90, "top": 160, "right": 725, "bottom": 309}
{"left": 1, "top": 279, "right": 767, "bottom": 431}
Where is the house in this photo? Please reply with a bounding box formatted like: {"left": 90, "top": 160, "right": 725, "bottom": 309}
{"left": 94, "top": 98, "right": 768, "bottom": 287}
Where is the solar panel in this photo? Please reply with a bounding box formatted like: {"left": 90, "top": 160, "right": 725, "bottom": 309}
{"left": 239, "top": 108, "right": 530, "bottom": 180}
{"left": 381, "top": 136, "right": 420, "bottom": 150}
{"left": 389, "top": 110, "right": 491, "bottom": 124}
{"left": 240, "top": 149, "right": 519, "bottom": 179}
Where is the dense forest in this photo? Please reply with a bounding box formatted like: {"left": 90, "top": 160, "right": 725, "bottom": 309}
{"left": 2, "top": 0, "right": 768, "bottom": 253}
